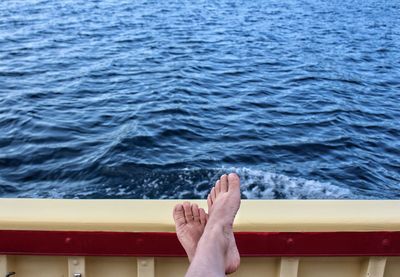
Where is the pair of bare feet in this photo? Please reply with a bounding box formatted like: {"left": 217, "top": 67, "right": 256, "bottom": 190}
{"left": 173, "top": 173, "right": 241, "bottom": 275}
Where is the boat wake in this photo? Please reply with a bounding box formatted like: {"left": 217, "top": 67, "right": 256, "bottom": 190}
{"left": 8, "top": 167, "right": 355, "bottom": 199}
{"left": 235, "top": 167, "right": 353, "bottom": 199}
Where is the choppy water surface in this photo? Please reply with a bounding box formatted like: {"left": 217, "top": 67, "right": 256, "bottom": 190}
{"left": 1, "top": 0, "right": 399, "bottom": 199}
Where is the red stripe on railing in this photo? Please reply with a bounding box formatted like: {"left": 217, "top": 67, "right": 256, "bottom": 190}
{"left": 0, "top": 230, "right": 399, "bottom": 257}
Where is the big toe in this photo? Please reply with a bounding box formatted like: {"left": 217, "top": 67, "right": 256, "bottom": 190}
{"left": 173, "top": 204, "right": 186, "bottom": 226}
{"left": 227, "top": 173, "right": 240, "bottom": 194}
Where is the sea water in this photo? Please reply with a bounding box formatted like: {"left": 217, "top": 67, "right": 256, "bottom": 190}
{"left": 0, "top": 0, "right": 399, "bottom": 199}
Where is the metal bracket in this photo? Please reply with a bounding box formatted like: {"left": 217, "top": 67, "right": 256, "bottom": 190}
{"left": 68, "top": 257, "right": 85, "bottom": 277}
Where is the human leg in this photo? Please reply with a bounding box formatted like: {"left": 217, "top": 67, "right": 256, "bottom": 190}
{"left": 184, "top": 173, "right": 241, "bottom": 277}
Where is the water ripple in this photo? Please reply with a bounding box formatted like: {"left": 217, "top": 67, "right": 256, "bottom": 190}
{"left": 0, "top": 0, "right": 399, "bottom": 199}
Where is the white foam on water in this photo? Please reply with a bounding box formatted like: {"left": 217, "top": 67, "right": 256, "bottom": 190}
{"left": 13, "top": 167, "right": 355, "bottom": 199}
{"left": 231, "top": 167, "right": 354, "bottom": 199}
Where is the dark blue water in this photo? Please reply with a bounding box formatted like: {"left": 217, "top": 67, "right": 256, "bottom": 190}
{"left": 1, "top": 0, "right": 399, "bottom": 199}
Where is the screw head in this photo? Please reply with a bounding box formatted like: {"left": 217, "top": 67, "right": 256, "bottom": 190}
{"left": 382, "top": 239, "right": 390, "bottom": 247}
{"left": 136, "top": 238, "right": 144, "bottom": 245}
{"left": 141, "top": 260, "right": 148, "bottom": 266}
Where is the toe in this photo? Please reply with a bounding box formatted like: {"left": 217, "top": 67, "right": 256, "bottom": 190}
{"left": 211, "top": 187, "right": 216, "bottom": 202}
{"left": 192, "top": 203, "right": 200, "bottom": 223}
{"left": 220, "top": 174, "right": 228, "bottom": 192}
{"left": 228, "top": 173, "right": 240, "bottom": 193}
{"left": 199, "top": 208, "right": 207, "bottom": 226}
{"left": 173, "top": 204, "right": 186, "bottom": 226}
{"left": 215, "top": 180, "right": 221, "bottom": 196}
{"left": 207, "top": 194, "right": 212, "bottom": 213}
{"left": 183, "top": 201, "right": 193, "bottom": 222}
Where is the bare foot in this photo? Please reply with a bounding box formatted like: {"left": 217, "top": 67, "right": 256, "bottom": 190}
{"left": 173, "top": 201, "right": 207, "bottom": 262}
{"left": 207, "top": 173, "right": 241, "bottom": 274}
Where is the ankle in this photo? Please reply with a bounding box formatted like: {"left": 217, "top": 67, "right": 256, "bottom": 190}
{"left": 202, "top": 223, "right": 230, "bottom": 244}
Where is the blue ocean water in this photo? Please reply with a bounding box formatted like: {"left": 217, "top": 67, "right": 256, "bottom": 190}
{"left": 0, "top": 0, "right": 399, "bottom": 199}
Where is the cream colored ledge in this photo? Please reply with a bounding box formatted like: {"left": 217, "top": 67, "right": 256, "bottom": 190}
{"left": 0, "top": 199, "right": 399, "bottom": 232}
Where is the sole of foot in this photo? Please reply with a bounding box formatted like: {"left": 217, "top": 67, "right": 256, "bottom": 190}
{"left": 207, "top": 173, "right": 241, "bottom": 274}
